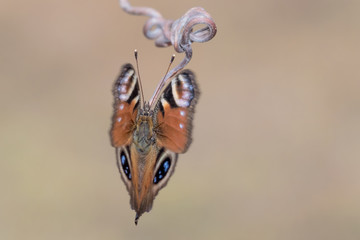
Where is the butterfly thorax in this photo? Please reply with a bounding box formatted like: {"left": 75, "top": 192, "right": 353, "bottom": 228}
{"left": 133, "top": 113, "right": 155, "bottom": 154}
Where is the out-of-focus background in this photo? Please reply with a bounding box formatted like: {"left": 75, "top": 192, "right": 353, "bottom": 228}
{"left": 1, "top": 0, "right": 360, "bottom": 239}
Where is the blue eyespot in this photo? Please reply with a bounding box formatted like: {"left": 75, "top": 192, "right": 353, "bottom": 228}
{"left": 121, "top": 154, "right": 126, "bottom": 165}
{"left": 163, "top": 161, "right": 170, "bottom": 172}
{"left": 120, "top": 151, "right": 131, "bottom": 180}
{"left": 153, "top": 158, "right": 171, "bottom": 184}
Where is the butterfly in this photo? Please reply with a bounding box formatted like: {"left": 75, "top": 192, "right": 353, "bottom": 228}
{"left": 110, "top": 52, "right": 199, "bottom": 225}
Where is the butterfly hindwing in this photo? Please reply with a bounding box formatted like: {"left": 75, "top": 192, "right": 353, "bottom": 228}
{"left": 111, "top": 64, "right": 140, "bottom": 147}
{"left": 155, "top": 70, "right": 199, "bottom": 153}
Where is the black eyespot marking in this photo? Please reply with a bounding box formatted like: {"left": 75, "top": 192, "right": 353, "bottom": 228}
{"left": 153, "top": 157, "right": 171, "bottom": 184}
{"left": 163, "top": 85, "right": 178, "bottom": 108}
{"left": 127, "top": 83, "right": 139, "bottom": 104}
{"left": 120, "top": 151, "right": 131, "bottom": 180}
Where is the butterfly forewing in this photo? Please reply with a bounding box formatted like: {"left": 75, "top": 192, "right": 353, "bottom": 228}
{"left": 155, "top": 70, "right": 199, "bottom": 153}
{"left": 111, "top": 64, "right": 140, "bottom": 147}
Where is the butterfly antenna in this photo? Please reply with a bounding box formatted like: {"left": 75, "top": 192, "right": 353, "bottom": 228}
{"left": 134, "top": 49, "right": 145, "bottom": 109}
{"left": 149, "top": 54, "right": 175, "bottom": 110}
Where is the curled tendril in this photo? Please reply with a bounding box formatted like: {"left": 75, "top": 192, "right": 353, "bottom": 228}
{"left": 171, "top": 7, "right": 217, "bottom": 53}
{"left": 118, "top": 0, "right": 217, "bottom": 108}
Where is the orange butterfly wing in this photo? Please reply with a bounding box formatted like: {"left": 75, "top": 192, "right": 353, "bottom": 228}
{"left": 110, "top": 64, "right": 140, "bottom": 147}
{"left": 156, "top": 70, "right": 199, "bottom": 153}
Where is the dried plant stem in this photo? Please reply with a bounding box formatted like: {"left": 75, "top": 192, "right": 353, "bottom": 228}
{"left": 118, "top": 0, "right": 217, "bottom": 109}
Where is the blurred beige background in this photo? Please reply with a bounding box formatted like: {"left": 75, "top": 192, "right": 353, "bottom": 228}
{"left": 1, "top": 0, "right": 360, "bottom": 239}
